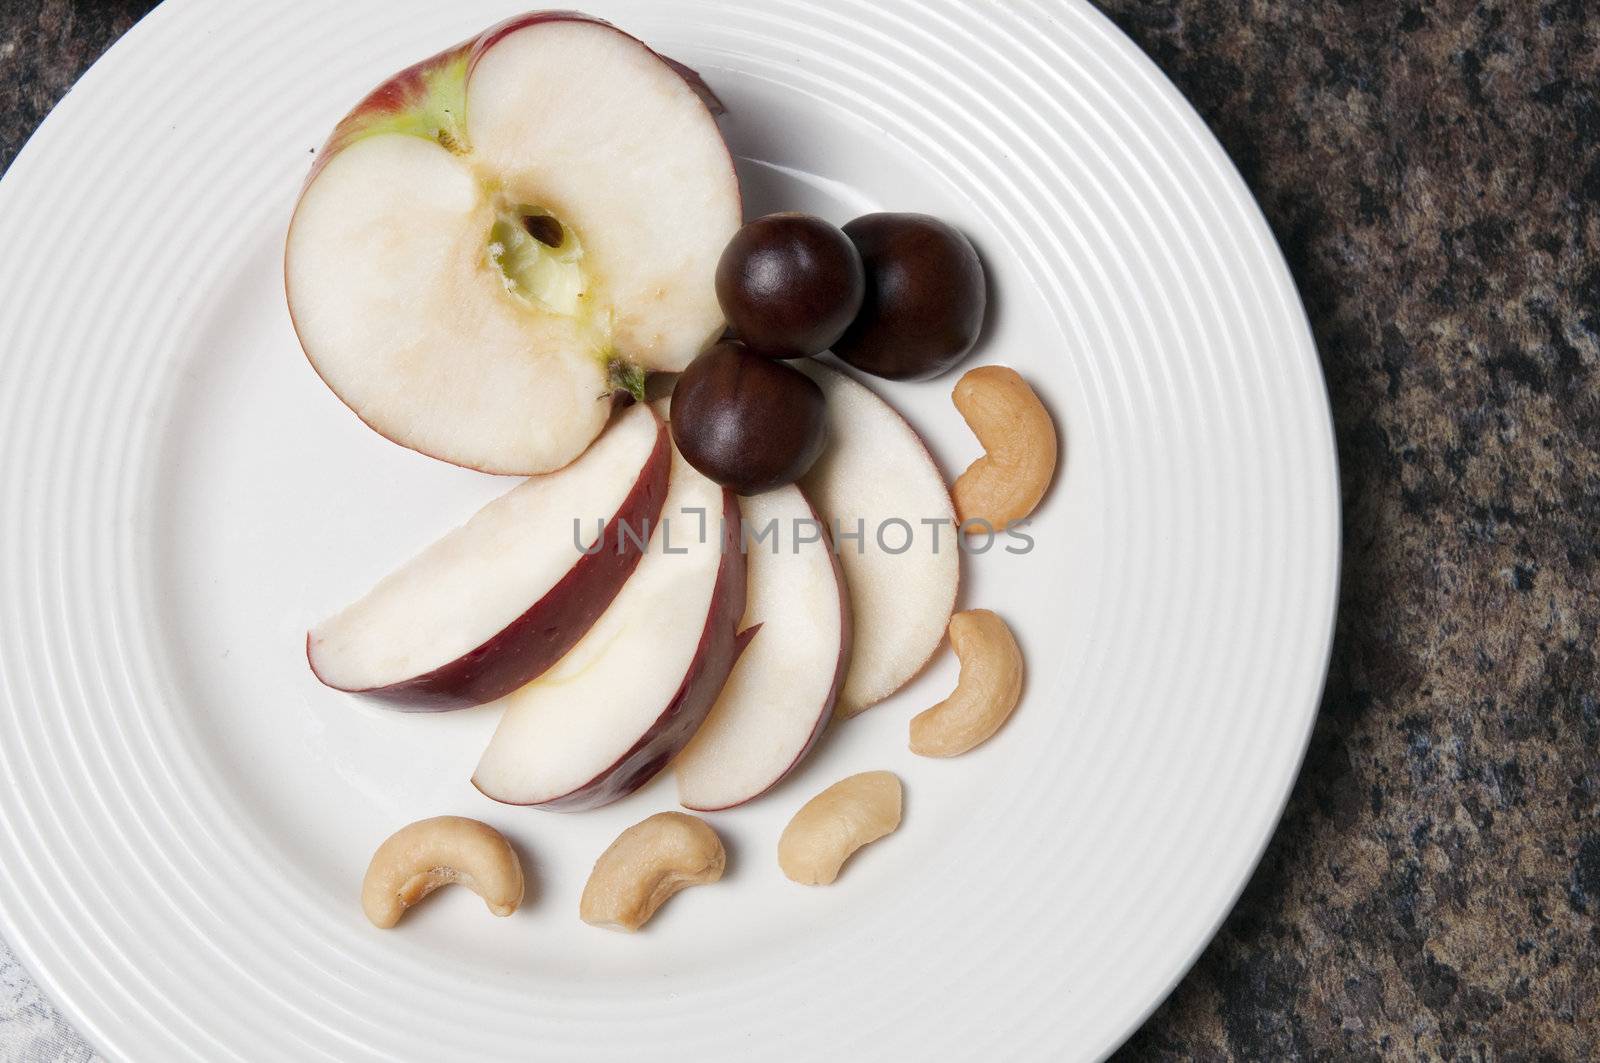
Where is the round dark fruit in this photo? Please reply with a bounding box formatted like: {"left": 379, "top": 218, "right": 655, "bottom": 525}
{"left": 670, "top": 340, "right": 828, "bottom": 495}
{"left": 715, "top": 213, "right": 865, "bottom": 360}
{"left": 831, "top": 212, "right": 986, "bottom": 381}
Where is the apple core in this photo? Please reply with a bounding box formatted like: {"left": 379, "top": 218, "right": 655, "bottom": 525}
{"left": 487, "top": 207, "right": 584, "bottom": 316}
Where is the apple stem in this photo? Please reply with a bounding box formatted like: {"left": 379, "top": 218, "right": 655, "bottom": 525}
{"left": 608, "top": 360, "right": 648, "bottom": 403}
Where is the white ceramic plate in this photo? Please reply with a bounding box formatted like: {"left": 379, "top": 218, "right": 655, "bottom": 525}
{"left": 0, "top": 1, "right": 1338, "bottom": 1059}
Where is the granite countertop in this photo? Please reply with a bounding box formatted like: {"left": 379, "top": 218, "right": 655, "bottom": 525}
{"left": 3, "top": 1, "right": 1597, "bottom": 1059}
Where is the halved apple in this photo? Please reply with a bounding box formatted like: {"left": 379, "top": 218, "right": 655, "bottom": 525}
{"left": 674, "top": 486, "right": 850, "bottom": 811}
{"left": 473, "top": 437, "right": 746, "bottom": 811}
{"left": 285, "top": 13, "right": 741, "bottom": 474}
{"left": 308, "top": 403, "right": 669, "bottom": 710}
{"left": 799, "top": 362, "right": 959, "bottom": 715}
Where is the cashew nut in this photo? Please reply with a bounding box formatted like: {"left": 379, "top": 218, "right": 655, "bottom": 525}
{"left": 778, "top": 771, "right": 902, "bottom": 885}
{"left": 361, "top": 816, "right": 524, "bottom": 929}
{"left": 951, "top": 365, "right": 1057, "bottom": 532}
{"left": 580, "top": 812, "right": 724, "bottom": 931}
{"left": 909, "top": 610, "right": 1024, "bottom": 757}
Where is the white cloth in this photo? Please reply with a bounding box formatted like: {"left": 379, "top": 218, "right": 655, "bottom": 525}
{"left": 0, "top": 935, "right": 97, "bottom": 1062}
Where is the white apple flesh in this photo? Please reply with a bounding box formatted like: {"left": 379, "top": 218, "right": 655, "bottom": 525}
{"left": 674, "top": 486, "right": 850, "bottom": 811}
{"left": 799, "top": 362, "right": 959, "bottom": 715}
{"left": 307, "top": 403, "right": 670, "bottom": 709}
{"left": 472, "top": 438, "right": 747, "bottom": 811}
{"left": 285, "top": 13, "right": 740, "bottom": 474}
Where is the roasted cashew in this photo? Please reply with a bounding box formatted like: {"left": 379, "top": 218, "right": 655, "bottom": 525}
{"left": 951, "top": 365, "right": 1057, "bottom": 532}
{"left": 778, "top": 771, "right": 902, "bottom": 886}
{"left": 361, "top": 816, "right": 524, "bottom": 929}
{"left": 580, "top": 812, "right": 725, "bottom": 931}
{"left": 910, "top": 610, "right": 1024, "bottom": 757}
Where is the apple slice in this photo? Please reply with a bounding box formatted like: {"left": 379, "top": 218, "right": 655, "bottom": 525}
{"left": 308, "top": 403, "right": 669, "bottom": 710}
{"left": 674, "top": 486, "right": 850, "bottom": 811}
{"left": 799, "top": 362, "right": 959, "bottom": 715}
{"left": 473, "top": 439, "right": 746, "bottom": 811}
{"left": 285, "top": 13, "right": 740, "bottom": 474}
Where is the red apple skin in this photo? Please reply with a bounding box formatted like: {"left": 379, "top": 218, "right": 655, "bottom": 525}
{"left": 307, "top": 415, "right": 671, "bottom": 710}
{"left": 306, "top": 11, "right": 731, "bottom": 185}
{"left": 680, "top": 490, "right": 852, "bottom": 812}
{"left": 657, "top": 55, "right": 727, "bottom": 115}
{"left": 287, "top": 12, "right": 740, "bottom": 475}
{"left": 306, "top": 45, "right": 470, "bottom": 186}
{"left": 475, "top": 489, "right": 750, "bottom": 811}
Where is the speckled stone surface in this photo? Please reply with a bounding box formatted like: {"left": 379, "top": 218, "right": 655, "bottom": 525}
{"left": 1095, "top": 0, "right": 1600, "bottom": 1058}
{"left": 3, "top": 1, "right": 1597, "bottom": 1059}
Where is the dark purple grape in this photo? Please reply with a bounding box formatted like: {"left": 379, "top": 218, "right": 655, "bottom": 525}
{"left": 715, "top": 213, "right": 864, "bottom": 360}
{"left": 831, "top": 213, "right": 986, "bottom": 380}
{"left": 670, "top": 340, "right": 827, "bottom": 494}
